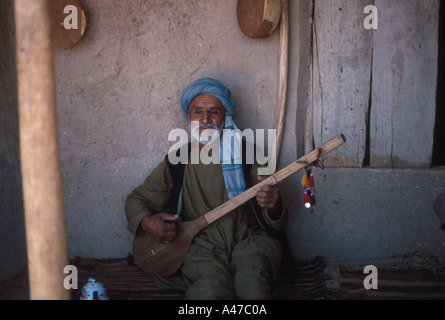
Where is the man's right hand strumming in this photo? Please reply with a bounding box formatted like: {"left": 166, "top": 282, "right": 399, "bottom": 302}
{"left": 140, "top": 213, "right": 179, "bottom": 244}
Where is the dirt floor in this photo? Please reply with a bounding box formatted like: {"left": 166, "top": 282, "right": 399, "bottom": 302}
{"left": 1, "top": 251, "right": 444, "bottom": 300}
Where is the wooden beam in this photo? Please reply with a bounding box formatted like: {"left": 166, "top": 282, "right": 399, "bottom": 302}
{"left": 14, "top": 0, "right": 70, "bottom": 299}
{"left": 274, "top": 0, "right": 289, "bottom": 162}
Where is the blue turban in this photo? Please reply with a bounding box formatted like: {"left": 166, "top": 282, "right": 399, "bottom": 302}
{"left": 180, "top": 78, "right": 235, "bottom": 119}
{"left": 180, "top": 77, "right": 246, "bottom": 200}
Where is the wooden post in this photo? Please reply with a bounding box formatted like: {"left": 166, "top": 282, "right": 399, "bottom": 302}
{"left": 14, "top": 0, "right": 70, "bottom": 300}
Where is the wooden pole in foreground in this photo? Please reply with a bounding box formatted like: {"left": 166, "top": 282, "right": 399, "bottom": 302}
{"left": 14, "top": 0, "right": 70, "bottom": 300}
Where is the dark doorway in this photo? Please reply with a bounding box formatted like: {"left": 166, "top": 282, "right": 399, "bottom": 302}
{"left": 432, "top": 0, "right": 445, "bottom": 167}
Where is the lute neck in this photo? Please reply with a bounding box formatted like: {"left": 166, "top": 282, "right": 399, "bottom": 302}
{"left": 203, "top": 134, "right": 346, "bottom": 225}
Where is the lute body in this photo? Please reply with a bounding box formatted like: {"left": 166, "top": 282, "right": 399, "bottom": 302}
{"left": 133, "top": 217, "right": 208, "bottom": 277}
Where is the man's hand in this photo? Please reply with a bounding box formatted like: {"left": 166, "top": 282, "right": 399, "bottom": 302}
{"left": 140, "top": 213, "right": 179, "bottom": 244}
{"left": 256, "top": 176, "right": 282, "bottom": 220}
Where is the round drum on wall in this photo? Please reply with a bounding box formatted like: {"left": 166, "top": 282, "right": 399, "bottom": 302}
{"left": 50, "top": 0, "right": 86, "bottom": 49}
{"left": 237, "top": 0, "right": 282, "bottom": 39}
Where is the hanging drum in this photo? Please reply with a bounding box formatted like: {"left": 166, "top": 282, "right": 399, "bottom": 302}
{"left": 237, "top": 0, "right": 282, "bottom": 39}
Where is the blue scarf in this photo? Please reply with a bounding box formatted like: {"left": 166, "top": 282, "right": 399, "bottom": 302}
{"left": 180, "top": 78, "right": 246, "bottom": 200}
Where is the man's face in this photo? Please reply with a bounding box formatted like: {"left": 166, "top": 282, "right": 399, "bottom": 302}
{"left": 187, "top": 94, "right": 225, "bottom": 136}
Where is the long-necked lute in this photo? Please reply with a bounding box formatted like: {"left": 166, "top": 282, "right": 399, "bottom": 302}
{"left": 133, "top": 134, "right": 346, "bottom": 276}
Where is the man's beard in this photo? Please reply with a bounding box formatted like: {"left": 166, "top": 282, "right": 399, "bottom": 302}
{"left": 189, "top": 121, "right": 224, "bottom": 146}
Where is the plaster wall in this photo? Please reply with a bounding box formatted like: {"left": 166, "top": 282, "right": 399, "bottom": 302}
{"left": 284, "top": 168, "right": 445, "bottom": 262}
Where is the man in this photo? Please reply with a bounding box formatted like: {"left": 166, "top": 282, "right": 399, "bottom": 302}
{"left": 125, "top": 78, "right": 287, "bottom": 300}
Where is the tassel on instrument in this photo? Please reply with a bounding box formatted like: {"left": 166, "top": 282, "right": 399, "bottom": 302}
{"left": 310, "top": 191, "right": 316, "bottom": 206}
{"left": 309, "top": 173, "right": 314, "bottom": 190}
{"left": 302, "top": 164, "right": 318, "bottom": 212}
{"left": 304, "top": 190, "right": 311, "bottom": 208}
